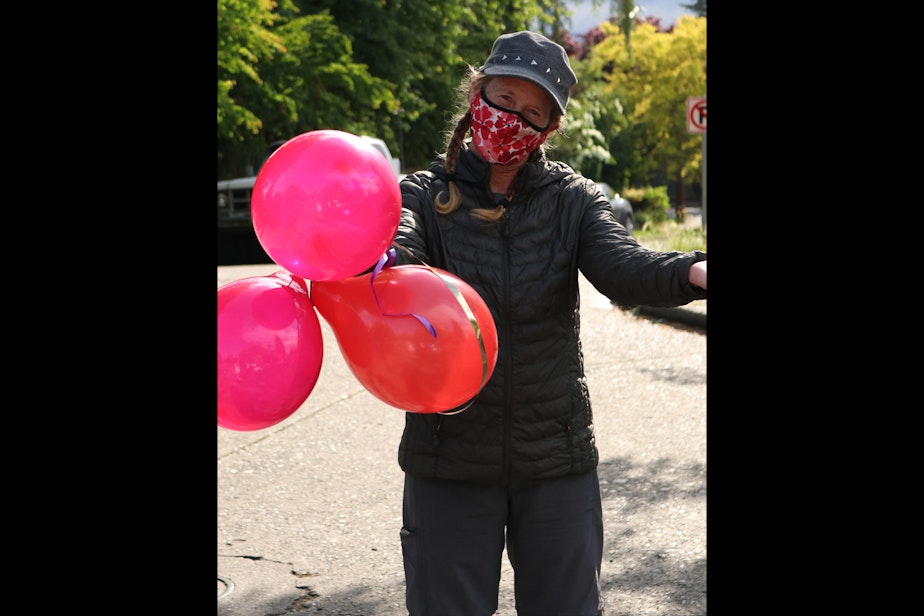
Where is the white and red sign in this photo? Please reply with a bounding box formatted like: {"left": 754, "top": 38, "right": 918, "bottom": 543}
{"left": 686, "top": 96, "right": 706, "bottom": 134}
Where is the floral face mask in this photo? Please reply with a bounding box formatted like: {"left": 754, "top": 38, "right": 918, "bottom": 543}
{"left": 469, "top": 89, "right": 553, "bottom": 165}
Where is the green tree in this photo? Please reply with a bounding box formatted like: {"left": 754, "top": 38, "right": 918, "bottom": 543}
{"left": 682, "top": 0, "right": 707, "bottom": 18}
{"left": 217, "top": 0, "right": 289, "bottom": 175}
{"left": 615, "top": 0, "right": 639, "bottom": 55}
{"left": 579, "top": 16, "right": 705, "bottom": 199}
{"left": 217, "top": 2, "right": 401, "bottom": 178}
{"left": 549, "top": 96, "right": 617, "bottom": 180}
{"left": 551, "top": 52, "right": 628, "bottom": 182}
{"left": 260, "top": 12, "right": 398, "bottom": 140}
{"left": 303, "top": 0, "right": 504, "bottom": 169}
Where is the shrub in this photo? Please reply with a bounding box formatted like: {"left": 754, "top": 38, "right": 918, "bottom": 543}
{"left": 624, "top": 186, "right": 671, "bottom": 228}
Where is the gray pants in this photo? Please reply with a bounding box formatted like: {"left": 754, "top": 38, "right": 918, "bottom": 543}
{"left": 401, "top": 471, "right": 604, "bottom": 616}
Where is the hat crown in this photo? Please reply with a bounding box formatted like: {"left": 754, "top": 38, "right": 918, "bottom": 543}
{"left": 479, "top": 31, "right": 577, "bottom": 113}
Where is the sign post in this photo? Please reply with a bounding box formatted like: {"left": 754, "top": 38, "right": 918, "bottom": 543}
{"left": 686, "top": 96, "right": 706, "bottom": 229}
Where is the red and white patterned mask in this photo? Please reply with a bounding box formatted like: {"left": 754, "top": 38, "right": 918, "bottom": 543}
{"left": 469, "top": 89, "right": 553, "bottom": 166}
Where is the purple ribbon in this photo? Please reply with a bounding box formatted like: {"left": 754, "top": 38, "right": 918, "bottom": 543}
{"left": 370, "top": 250, "right": 437, "bottom": 339}
{"left": 371, "top": 245, "right": 492, "bottom": 415}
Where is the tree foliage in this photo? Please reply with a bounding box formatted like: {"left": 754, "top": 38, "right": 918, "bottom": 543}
{"left": 682, "top": 0, "right": 707, "bottom": 18}
{"left": 217, "top": 0, "right": 286, "bottom": 142}
{"left": 576, "top": 16, "right": 706, "bottom": 192}
{"left": 218, "top": 0, "right": 398, "bottom": 175}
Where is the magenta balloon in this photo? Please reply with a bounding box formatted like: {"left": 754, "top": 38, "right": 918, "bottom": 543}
{"left": 217, "top": 271, "right": 324, "bottom": 431}
{"left": 251, "top": 130, "right": 401, "bottom": 281}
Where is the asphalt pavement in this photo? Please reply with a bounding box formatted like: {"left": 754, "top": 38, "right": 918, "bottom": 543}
{"left": 217, "top": 253, "right": 707, "bottom": 615}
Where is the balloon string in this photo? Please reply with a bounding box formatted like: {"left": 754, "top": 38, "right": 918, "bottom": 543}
{"left": 371, "top": 251, "right": 437, "bottom": 339}
{"left": 388, "top": 244, "right": 491, "bottom": 415}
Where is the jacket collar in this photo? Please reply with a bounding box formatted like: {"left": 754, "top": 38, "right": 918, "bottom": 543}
{"left": 428, "top": 142, "right": 570, "bottom": 197}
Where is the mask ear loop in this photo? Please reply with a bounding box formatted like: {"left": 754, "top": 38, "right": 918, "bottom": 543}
{"left": 479, "top": 89, "right": 551, "bottom": 132}
{"left": 385, "top": 243, "right": 492, "bottom": 416}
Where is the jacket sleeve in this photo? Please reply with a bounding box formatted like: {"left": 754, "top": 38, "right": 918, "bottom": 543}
{"left": 392, "top": 171, "right": 439, "bottom": 267}
{"left": 578, "top": 190, "right": 707, "bottom": 308}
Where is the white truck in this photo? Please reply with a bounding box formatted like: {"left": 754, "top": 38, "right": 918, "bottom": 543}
{"left": 360, "top": 136, "right": 402, "bottom": 178}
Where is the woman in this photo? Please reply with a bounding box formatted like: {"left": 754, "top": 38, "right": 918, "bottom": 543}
{"left": 390, "top": 31, "right": 707, "bottom": 616}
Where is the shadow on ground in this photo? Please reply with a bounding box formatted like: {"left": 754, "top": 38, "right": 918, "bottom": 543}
{"left": 598, "top": 455, "right": 707, "bottom": 615}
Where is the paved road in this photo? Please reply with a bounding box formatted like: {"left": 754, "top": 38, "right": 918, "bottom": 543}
{"left": 218, "top": 263, "right": 707, "bottom": 615}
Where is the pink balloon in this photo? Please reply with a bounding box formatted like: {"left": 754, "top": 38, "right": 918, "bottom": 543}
{"left": 251, "top": 130, "right": 401, "bottom": 281}
{"left": 218, "top": 271, "right": 324, "bottom": 431}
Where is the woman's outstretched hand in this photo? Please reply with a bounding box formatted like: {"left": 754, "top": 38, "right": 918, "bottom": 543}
{"left": 689, "top": 261, "right": 707, "bottom": 290}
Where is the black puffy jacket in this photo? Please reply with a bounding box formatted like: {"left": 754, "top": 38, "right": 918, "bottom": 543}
{"left": 393, "top": 145, "right": 706, "bottom": 484}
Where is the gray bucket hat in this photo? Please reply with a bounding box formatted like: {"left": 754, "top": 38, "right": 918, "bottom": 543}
{"left": 477, "top": 31, "right": 578, "bottom": 114}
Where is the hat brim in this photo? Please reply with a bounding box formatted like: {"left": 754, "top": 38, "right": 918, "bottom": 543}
{"left": 480, "top": 65, "right": 567, "bottom": 115}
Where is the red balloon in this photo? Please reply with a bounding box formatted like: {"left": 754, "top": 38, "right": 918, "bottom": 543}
{"left": 311, "top": 265, "right": 498, "bottom": 414}
{"left": 251, "top": 130, "right": 401, "bottom": 281}
{"left": 218, "top": 271, "right": 324, "bottom": 431}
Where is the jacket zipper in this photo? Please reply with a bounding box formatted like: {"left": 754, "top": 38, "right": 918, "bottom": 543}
{"left": 500, "top": 207, "right": 513, "bottom": 482}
